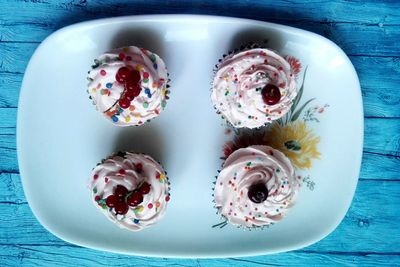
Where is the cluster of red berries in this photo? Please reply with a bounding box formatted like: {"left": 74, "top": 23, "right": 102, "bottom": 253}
{"left": 115, "top": 67, "right": 142, "bottom": 109}
{"left": 261, "top": 84, "right": 281, "bottom": 105}
{"left": 105, "top": 182, "right": 151, "bottom": 215}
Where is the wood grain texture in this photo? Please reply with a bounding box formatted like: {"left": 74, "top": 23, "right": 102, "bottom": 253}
{"left": 1, "top": 0, "right": 400, "bottom": 265}
{"left": 0, "top": 245, "right": 399, "bottom": 267}
{"left": 0, "top": 73, "right": 21, "bottom": 107}
{"left": 2, "top": 21, "right": 399, "bottom": 57}
{"left": 1, "top": 0, "right": 399, "bottom": 25}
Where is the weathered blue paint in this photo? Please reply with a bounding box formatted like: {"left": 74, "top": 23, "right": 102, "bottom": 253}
{"left": 0, "top": 0, "right": 399, "bottom": 265}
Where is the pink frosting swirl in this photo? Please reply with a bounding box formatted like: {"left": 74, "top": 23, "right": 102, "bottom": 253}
{"left": 87, "top": 46, "right": 169, "bottom": 126}
{"left": 214, "top": 145, "right": 299, "bottom": 228}
{"left": 211, "top": 48, "right": 297, "bottom": 128}
{"left": 88, "top": 152, "right": 170, "bottom": 231}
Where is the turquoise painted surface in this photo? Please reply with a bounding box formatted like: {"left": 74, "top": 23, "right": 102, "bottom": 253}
{"left": 0, "top": 0, "right": 399, "bottom": 266}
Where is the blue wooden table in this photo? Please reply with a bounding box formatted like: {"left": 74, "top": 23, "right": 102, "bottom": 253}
{"left": 1, "top": 1, "right": 399, "bottom": 266}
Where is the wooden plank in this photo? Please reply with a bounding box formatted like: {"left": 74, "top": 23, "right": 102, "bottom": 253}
{"left": 0, "top": 107, "right": 18, "bottom": 172}
{"left": 2, "top": 21, "right": 399, "bottom": 57}
{"left": 0, "top": 172, "right": 25, "bottom": 204}
{"left": 0, "top": 0, "right": 399, "bottom": 28}
{"left": 0, "top": 244, "right": 398, "bottom": 267}
{"left": 0, "top": 72, "right": 21, "bottom": 107}
{"left": 364, "top": 118, "right": 400, "bottom": 156}
{"left": 0, "top": 43, "right": 38, "bottom": 74}
{"left": 0, "top": 179, "right": 399, "bottom": 254}
{"left": 360, "top": 152, "right": 400, "bottom": 180}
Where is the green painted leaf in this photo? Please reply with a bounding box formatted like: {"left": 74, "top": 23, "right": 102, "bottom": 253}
{"left": 291, "top": 98, "right": 316, "bottom": 122}
{"left": 290, "top": 66, "right": 308, "bottom": 116}
{"left": 284, "top": 140, "right": 302, "bottom": 151}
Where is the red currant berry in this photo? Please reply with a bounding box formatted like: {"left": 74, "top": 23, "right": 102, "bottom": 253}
{"left": 130, "top": 70, "right": 141, "bottom": 84}
{"left": 114, "top": 185, "right": 128, "bottom": 198}
{"left": 106, "top": 195, "right": 118, "bottom": 208}
{"left": 114, "top": 201, "right": 129, "bottom": 215}
{"left": 126, "top": 191, "right": 143, "bottom": 206}
{"left": 115, "top": 67, "right": 130, "bottom": 83}
{"left": 125, "top": 90, "right": 135, "bottom": 101}
{"left": 139, "top": 182, "right": 151, "bottom": 195}
{"left": 261, "top": 84, "right": 281, "bottom": 105}
{"left": 126, "top": 79, "right": 141, "bottom": 91}
{"left": 119, "top": 98, "right": 130, "bottom": 109}
{"left": 132, "top": 86, "right": 141, "bottom": 97}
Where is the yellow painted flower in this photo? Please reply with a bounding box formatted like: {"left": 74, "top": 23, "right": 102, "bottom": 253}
{"left": 264, "top": 121, "right": 321, "bottom": 169}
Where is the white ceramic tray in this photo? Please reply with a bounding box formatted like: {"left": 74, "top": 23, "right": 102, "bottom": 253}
{"left": 17, "top": 15, "right": 363, "bottom": 258}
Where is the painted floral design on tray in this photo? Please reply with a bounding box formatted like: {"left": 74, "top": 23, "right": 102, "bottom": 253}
{"left": 221, "top": 57, "right": 329, "bottom": 190}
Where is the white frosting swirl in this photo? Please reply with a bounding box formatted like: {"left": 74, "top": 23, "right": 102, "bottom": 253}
{"left": 88, "top": 152, "right": 170, "bottom": 231}
{"left": 214, "top": 145, "right": 299, "bottom": 228}
{"left": 87, "top": 46, "right": 169, "bottom": 126}
{"left": 211, "top": 48, "right": 297, "bottom": 128}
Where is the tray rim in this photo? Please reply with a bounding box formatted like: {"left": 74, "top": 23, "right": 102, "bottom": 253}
{"left": 17, "top": 14, "right": 364, "bottom": 258}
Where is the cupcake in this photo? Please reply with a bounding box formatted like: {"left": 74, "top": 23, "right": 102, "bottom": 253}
{"left": 89, "top": 152, "right": 170, "bottom": 231}
{"left": 214, "top": 145, "right": 299, "bottom": 228}
{"left": 211, "top": 48, "right": 297, "bottom": 128}
{"left": 87, "top": 46, "right": 170, "bottom": 126}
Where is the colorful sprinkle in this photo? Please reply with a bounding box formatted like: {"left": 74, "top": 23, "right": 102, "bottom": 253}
{"left": 134, "top": 206, "right": 144, "bottom": 214}
{"left": 106, "top": 83, "right": 112, "bottom": 89}
{"left": 143, "top": 102, "right": 149, "bottom": 108}
{"left": 133, "top": 219, "right": 139, "bottom": 224}
{"left": 112, "top": 115, "right": 118, "bottom": 122}
{"left": 148, "top": 203, "right": 153, "bottom": 209}
{"left": 165, "top": 195, "right": 170, "bottom": 202}
{"left": 100, "top": 70, "right": 106, "bottom": 76}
